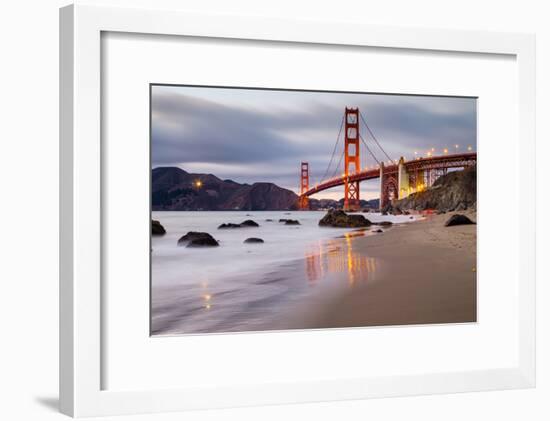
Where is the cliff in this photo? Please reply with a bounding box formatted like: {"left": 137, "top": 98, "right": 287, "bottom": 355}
{"left": 394, "top": 167, "right": 476, "bottom": 212}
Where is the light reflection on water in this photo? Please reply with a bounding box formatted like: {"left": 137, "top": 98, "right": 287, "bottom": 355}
{"left": 305, "top": 233, "right": 378, "bottom": 286}
{"left": 197, "top": 232, "right": 380, "bottom": 318}
{"left": 151, "top": 210, "right": 409, "bottom": 333}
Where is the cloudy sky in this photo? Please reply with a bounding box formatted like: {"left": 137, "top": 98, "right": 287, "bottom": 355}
{"left": 151, "top": 85, "right": 477, "bottom": 200}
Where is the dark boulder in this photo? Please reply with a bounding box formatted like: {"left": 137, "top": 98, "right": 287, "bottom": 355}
{"left": 240, "top": 219, "right": 259, "bottom": 227}
{"left": 375, "top": 221, "right": 393, "bottom": 226}
{"left": 218, "top": 223, "right": 241, "bottom": 229}
{"left": 218, "top": 220, "right": 259, "bottom": 229}
{"left": 177, "top": 232, "right": 219, "bottom": 247}
{"left": 372, "top": 229, "right": 383, "bottom": 233}
{"left": 265, "top": 219, "right": 273, "bottom": 222}
{"left": 284, "top": 219, "right": 300, "bottom": 225}
{"left": 152, "top": 220, "right": 166, "bottom": 236}
{"left": 444, "top": 214, "right": 476, "bottom": 227}
{"left": 244, "top": 237, "right": 264, "bottom": 243}
{"left": 318, "top": 209, "right": 371, "bottom": 228}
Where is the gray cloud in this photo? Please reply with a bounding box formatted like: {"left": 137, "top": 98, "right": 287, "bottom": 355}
{"left": 151, "top": 86, "right": 476, "bottom": 199}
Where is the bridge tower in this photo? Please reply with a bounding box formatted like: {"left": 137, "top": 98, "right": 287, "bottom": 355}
{"left": 397, "top": 156, "right": 410, "bottom": 199}
{"left": 299, "top": 161, "right": 309, "bottom": 210}
{"left": 344, "top": 107, "right": 360, "bottom": 211}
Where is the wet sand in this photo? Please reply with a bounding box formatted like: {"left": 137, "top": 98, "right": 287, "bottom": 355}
{"left": 273, "top": 211, "right": 477, "bottom": 330}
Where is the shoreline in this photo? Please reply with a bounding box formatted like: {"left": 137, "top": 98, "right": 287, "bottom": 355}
{"left": 268, "top": 210, "right": 477, "bottom": 331}
{"left": 151, "top": 210, "right": 476, "bottom": 335}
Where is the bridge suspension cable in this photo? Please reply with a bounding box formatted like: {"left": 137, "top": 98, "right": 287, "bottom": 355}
{"left": 359, "top": 133, "right": 381, "bottom": 166}
{"left": 319, "top": 115, "right": 345, "bottom": 183}
{"left": 329, "top": 148, "right": 345, "bottom": 180}
{"left": 359, "top": 111, "right": 395, "bottom": 164}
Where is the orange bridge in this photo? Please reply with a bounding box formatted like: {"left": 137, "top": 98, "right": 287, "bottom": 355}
{"left": 299, "top": 107, "right": 477, "bottom": 211}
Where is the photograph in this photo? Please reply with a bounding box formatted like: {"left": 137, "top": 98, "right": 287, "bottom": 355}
{"left": 150, "top": 85, "right": 477, "bottom": 335}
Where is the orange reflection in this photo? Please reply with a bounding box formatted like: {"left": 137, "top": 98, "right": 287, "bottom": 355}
{"left": 200, "top": 279, "right": 212, "bottom": 310}
{"left": 305, "top": 236, "right": 378, "bottom": 286}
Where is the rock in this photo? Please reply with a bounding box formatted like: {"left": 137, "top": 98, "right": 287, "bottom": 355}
{"left": 218, "top": 220, "right": 259, "bottom": 229}
{"left": 284, "top": 219, "right": 300, "bottom": 225}
{"left": 372, "top": 229, "right": 383, "bottom": 233}
{"left": 444, "top": 214, "right": 476, "bottom": 227}
{"left": 409, "top": 216, "right": 414, "bottom": 219}
{"left": 318, "top": 209, "right": 371, "bottom": 228}
{"left": 244, "top": 237, "right": 264, "bottom": 243}
{"left": 436, "top": 209, "right": 446, "bottom": 215}
{"left": 394, "top": 167, "right": 476, "bottom": 213}
{"left": 177, "top": 232, "right": 219, "bottom": 247}
{"left": 240, "top": 219, "right": 259, "bottom": 227}
{"left": 265, "top": 219, "right": 273, "bottom": 222}
{"left": 376, "top": 221, "right": 393, "bottom": 226}
{"left": 279, "top": 218, "right": 289, "bottom": 223}
{"left": 152, "top": 220, "right": 166, "bottom": 236}
{"left": 218, "top": 223, "right": 241, "bottom": 229}
{"left": 187, "top": 237, "right": 220, "bottom": 247}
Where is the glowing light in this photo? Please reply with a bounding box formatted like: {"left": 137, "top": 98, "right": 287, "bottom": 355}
{"left": 427, "top": 151, "right": 432, "bottom": 157}
{"left": 455, "top": 144, "right": 459, "bottom": 149}
{"left": 444, "top": 148, "right": 448, "bottom": 154}
{"left": 195, "top": 180, "right": 202, "bottom": 188}
{"left": 431, "top": 147, "right": 435, "bottom": 152}
{"left": 467, "top": 145, "right": 472, "bottom": 151}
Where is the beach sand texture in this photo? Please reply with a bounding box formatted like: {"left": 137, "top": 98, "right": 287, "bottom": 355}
{"left": 271, "top": 210, "right": 477, "bottom": 331}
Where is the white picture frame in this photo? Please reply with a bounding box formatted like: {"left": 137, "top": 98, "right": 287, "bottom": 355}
{"left": 59, "top": 3, "right": 536, "bottom": 417}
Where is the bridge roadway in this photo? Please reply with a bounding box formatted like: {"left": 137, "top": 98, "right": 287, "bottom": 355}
{"left": 301, "top": 152, "right": 477, "bottom": 198}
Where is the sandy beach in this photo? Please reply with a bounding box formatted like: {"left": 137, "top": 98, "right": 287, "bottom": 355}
{"left": 151, "top": 210, "right": 477, "bottom": 335}
{"left": 273, "top": 210, "right": 477, "bottom": 330}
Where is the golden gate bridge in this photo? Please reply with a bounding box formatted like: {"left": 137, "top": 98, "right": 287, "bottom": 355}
{"left": 299, "top": 107, "right": 477, "bottom": 211}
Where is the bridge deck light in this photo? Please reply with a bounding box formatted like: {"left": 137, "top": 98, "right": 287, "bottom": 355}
{"left": 444, "top": 148, "right": 448, "bottom": 154}
{"left": 467, "top": 145, "right": 472, "bottom": 151}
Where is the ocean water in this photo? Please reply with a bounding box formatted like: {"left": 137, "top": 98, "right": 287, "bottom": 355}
{"left": 151, "top": 210, "right": 419, "bottom": 334}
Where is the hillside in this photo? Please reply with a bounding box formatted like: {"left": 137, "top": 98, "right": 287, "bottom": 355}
{"left": 152, "top": 167, "right": 299, "bottom": 211}
{"left": 394, "top": 167, "right": 476, "bottom": 212}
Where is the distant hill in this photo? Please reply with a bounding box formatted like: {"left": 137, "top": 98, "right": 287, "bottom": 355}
{"left": 394, "top": 167, "right": 476, "bottom": 212}
{"left": 152, "top": 167, "right": 299, "bottom": 211}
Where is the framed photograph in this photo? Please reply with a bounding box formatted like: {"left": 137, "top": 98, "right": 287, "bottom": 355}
{"left": 60, "top": 3, "right": 536, "bottom": 417}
